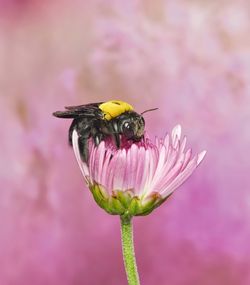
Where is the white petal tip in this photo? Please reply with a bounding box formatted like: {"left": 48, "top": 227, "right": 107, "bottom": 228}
{"left": 72, "top": 130, "right": 78, "bottom": 147}
{"left": 172, "top": 124, "right": 182, "bottom": 139}
{"left": 197, "top": 150, "right": 206, "bottom": 165}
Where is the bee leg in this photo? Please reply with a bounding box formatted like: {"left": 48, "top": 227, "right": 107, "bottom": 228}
{"left": 93, "top": 133, "right": 103, "bottom": 146}
{"left": 77, "top": 126, "right": 92, "bottom": 163}
{"left": 68, "top": 119, "right": 76, "bottom": 145}
{"left": 78, "top": 136, "right": 89, "bottom": 163}
{"left": 113, "top": 133, "right": 121, "bottom": 148}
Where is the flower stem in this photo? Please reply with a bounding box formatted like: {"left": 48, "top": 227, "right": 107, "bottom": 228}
{"left": 120, "top": 215, "right": 140, "bottom": 285}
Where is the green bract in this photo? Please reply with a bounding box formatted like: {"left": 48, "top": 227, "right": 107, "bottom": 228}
{"left": 90, "top": 183, "right": 169, "bottom": 218}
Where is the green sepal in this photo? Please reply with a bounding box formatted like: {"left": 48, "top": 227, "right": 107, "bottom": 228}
{"left": 128, "top": 197, "right": 141, "bottom": 216}
{"left": 90, "top": 184, "right": 111, "bottom": 213}
{"left": 109, "top": 195, "right": 125, "bottom": 215}
{"left": 116, "top": 190, "right": 133, "bottom": 208}
{"left": 89, "top": 182, "right": 168, "bottom": 217}
{"left": 137, "top": 192, "right": 161, "bottom": 215}
{"left": 139, "top": 193, "right": 172, "bottom": 216}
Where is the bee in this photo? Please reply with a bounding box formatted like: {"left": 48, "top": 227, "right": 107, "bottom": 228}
{"left": 53, "top": 100, "right": 156, "bottom": 163}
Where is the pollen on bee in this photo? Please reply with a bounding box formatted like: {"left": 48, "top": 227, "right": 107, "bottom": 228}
{"left": 99, "top": 100, "right": 134, "bottom": 121}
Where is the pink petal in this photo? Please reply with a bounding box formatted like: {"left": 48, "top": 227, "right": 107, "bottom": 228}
{"left": 160, "top": 154, "right": 201, "bottom": 198}
{"left": 171, "top": 125, "right": 181, "bottom": 148}
{"left": 113, "top": 149, "right": 127, "bottom": 190}
{"left": 73, "top": 124, "right": 206, "bottom": 204}
{"left": 197, "top": 150, "right": 207, "bottom": 165}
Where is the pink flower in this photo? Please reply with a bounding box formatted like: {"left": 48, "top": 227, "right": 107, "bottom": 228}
{"left": 72, "top": 125, "right": 206, "bottom": 216}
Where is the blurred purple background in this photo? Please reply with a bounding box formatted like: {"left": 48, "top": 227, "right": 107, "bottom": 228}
{"left": 1, "top": 1, "right": 250, "bottom": 284}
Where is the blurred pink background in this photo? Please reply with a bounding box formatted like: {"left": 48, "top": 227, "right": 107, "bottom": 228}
{"left": 1, "top": 1, "right": 250, "bottom": 284}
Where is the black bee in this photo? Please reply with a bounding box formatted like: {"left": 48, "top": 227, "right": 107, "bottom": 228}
{"left": 53, "top": 100, "right": 153, "bottom": 163}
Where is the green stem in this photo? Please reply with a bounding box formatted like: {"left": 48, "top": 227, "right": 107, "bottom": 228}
{"left": 120, "top": 215, "right": 140, "bottom": 285}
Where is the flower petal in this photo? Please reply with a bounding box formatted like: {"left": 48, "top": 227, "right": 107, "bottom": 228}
{"left": 72, "top": 130, "right": 89, "bottom": 178}
{"left": 160, "top": 153, "right": 203, "bottom": 198}
{"left": 171, "top": 125, "right": 181, "bottom": 148}
{"left": 73, "top": 124, "right": 206, "bottom": 216}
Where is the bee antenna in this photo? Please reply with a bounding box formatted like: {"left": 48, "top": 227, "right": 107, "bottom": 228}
{"left": 141, "top": 108, "right": 159, "bottom": 115}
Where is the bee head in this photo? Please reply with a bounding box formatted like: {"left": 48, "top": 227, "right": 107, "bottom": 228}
{"left": 117, "top": 111, "right": 145, "bottom": 140}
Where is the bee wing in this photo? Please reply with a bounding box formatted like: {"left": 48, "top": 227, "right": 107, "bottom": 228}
{"left": 53, "top": 102, "right": 104, "bottom": 119}
{"left": 52, "top": 110, "right": 84, "bottom": 118}
{"left": 64, "top": 102, "right": 103, "bottom": 111}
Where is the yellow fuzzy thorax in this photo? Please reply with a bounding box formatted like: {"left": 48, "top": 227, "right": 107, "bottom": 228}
{"left": 99, "top": 100, "right": 134, "bottom": 120}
